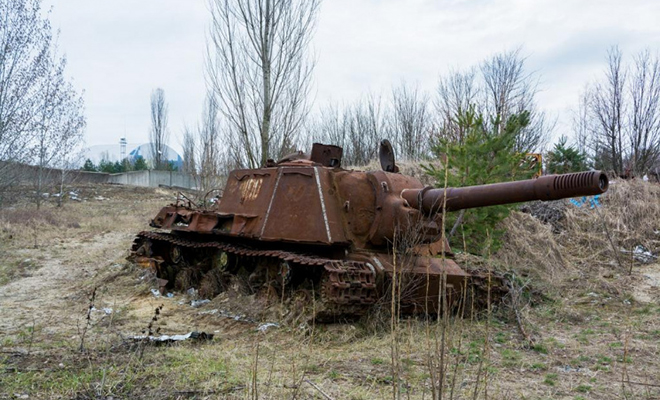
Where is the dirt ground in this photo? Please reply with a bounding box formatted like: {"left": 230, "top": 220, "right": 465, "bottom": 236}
{"left": 0, "top": 183, "right": 659, "bottom": 400}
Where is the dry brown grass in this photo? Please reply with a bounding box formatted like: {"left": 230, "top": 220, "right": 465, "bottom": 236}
{"left": 0, "top": 181, "right": 659, "bottom": 399}
{"left": 497, "top": 179, "right": 660, "bottom": 300}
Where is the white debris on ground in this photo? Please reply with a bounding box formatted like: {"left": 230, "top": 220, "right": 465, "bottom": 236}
{"left": 191, "top": 299, "right": 210, "bottom": 308}
{"left": 197, "top": 308, "right": 255, "bottom": 323}
{"left": 257, "top": 322, "right": 279, "bottom": 332}
{"left": 621, "top": 245, "right": 658, "bottom": 264}
{"left": 129, "top": 331, "right": 214, "bottom": 344}
{"left": 91, "top": 307, "right": 113, "bottom": 315}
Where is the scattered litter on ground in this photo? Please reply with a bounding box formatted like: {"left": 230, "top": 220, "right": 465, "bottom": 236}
{"left": 91, "top": 307, "right": 113, "bottom": 315}
{"left": 569, "top": 194, "right": 601, "bottom": 208}
{"left": 129, "top": 331, "right": 214, "bottom": 345}
{"left": 191, "top": 299, "right": 210, "bottom": 308}
{"left": 197, "top": 308, "right": 255, "bottom": 323}
{"left": 621, "top": 245, "right": 658, "bottom": 264}
{"left": 634, "top": 245, "right": 657, "bottom": 263}
{"left": 150, "top": 288, "right": 161, "bottom": 297}
{"left": 257, "top": 322, "right": 279, "bottom": 332}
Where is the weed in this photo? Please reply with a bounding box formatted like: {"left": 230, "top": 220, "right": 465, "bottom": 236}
{"left": 530, "top": 362, "right": 547, "bottom": 371}
{"left": 532, "top": 343, "right": 548, "bottom": 354}
{"left": 500, "top": 349, "right": 521, "bottom": 367}
{"left": 138, "top": 304, "right": 163, "bottom": 360}
{"left": 544, "top": 373, "right": 558, "bottom": 386}
{"left": 79, "top": 287, "right": 97, "bottom": 353}
{"left": 634, "top": 305, "right": 651, "bottom": 315}
{"left": 576, "top": 384, "right": 592, "bottom": 393}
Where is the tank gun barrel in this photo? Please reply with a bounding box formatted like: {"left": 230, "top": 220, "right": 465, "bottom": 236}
{"left": 401, "top": 170, "right": 609, "bottom": 214}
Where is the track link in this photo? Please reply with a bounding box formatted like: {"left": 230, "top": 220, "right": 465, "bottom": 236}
{"left": 129, "top": 231, "right": 378, "bottom": 320}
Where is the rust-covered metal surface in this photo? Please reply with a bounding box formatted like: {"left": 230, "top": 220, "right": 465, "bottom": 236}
{"left": 129, "top": 142, "right": 609, "bottom": 320}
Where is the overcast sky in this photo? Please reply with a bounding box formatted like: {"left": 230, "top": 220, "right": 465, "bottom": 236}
{"left": 44, "top": 0, "right": 660, "bottom": 152}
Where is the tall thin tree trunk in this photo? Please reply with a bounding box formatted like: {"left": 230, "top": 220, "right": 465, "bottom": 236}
{"left": 260, "top": 0, "right": 272, "bottom": 166}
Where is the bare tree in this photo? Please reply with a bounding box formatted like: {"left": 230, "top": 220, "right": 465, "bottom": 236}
{"left": 590, "top": 47, "right": 626, "bottom": 175}
{"left": 390, "top": 82, "right": 431, "bottom": 160}
{"left": 435, "top": 68, "right": 478, "bottom": 144}
{"left": 307, "top": 102, "right": 347, "bottom": 151}
{"left": 149, "top": 88, "right": 169, "bottom": 170}
{"left": 480, "top": 48, "right": 550, "bottom": 152}
{"left": 55, "top": 146, "right": 84, "bottom": 207}
{"left": 0, "top": 0, "right": 50, "bottom": 201}
{"left": 313, "top": 87, "right": 431, "bottom": 165}
{"left": 181, "top": 125, "right": 197, "bottom": 175}
{"left": 193, "top": 92, "right": 227, "bottom": 196}
{"left": 33, "top": 54, "right": 85, "bottom": 208}
{"left": 580, "top": 47, "right": 660, "bottom": 176}
{"left": 0, "top": 0, "right": 85, "bottom": 206}
{"left": 572, "top": 85, "right": 593, "bottom": 157}
{"left": 435, "top": 49, "right": 550, "bottom": 153}
{"left": 628, "top": 49, "right": 660, "bottom": 175}
{"left": 207, "top": 0, "right": 320, "bottom": 168}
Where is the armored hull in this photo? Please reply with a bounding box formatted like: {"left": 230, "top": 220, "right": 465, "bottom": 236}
{"left": 130, "top": 143, "right": 608, "bottom": 320}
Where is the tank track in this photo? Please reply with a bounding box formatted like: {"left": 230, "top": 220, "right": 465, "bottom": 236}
{"left": 130, "top": 231, "right": 378, "bottom": 320}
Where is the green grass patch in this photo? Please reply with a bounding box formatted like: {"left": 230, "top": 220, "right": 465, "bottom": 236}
{"left": 544, "top": 373, "right": 558, "bottom": 386}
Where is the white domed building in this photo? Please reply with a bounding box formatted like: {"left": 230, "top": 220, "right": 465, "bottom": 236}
{"left": 84, "top": 142, "right": 183, "bottom": 170}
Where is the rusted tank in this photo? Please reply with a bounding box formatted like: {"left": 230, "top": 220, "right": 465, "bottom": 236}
{"left": 129, "top": 141, "right": 608, "bottom": 319}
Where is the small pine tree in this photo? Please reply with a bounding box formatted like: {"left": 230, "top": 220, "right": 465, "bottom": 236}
{"left": 426, "top": 108, "right": 536, "bottom": 254}
{"left": 82, "top": 159, "right": 96, "bottom": 172}
{"left": 133, "top": 156, "right": 148, "bottom": 170}
{"left": 112, "top": 161, "right": 123, "bottom": 173}
{"left": 546, "top": 135, "right": 588, "bottom": 174}
{"left": 98, "top": 159, "right": 114, "bottom": 173}
{"left": 121, "top": 158, "right": 132, "bottom": 172}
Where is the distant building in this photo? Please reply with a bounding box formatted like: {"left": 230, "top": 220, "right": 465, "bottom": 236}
{"left": 83, "top": 142, "right": 183, "bottom": 170}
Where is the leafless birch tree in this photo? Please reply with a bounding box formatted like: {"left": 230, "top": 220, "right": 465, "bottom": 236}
{"left": 572, "top": 86, "right": 593, "bottom": 156}
{"left": 391, "top": 83, "right": 431, "bottom": 160}
{"left": 577, "top": 47, "right": 660, "bottom": 176}
{"left": 182, "top": 125, "right": 197, "bottom": 175}
{"left": 590, "top": 47, "right": 626, "bottom": 174}
{"left": 435, "top": 49, "right": 549, "bottom": 153}
{"left": 33, "top": 54, "right": 85, "bottom": 208}
{"left": 312, "top": 94, "right": 389, "bottom": 166}
{"left": 0, "top": 0, "right": 85, "bottom": 206}
{"left": 195, "top": 93, "right": 227, "bottom": 194}
{"left": 436, "top": 68, "right": 478, "bottom": 145}
{"left": 207, "top": 0, "right": 320, "bottom": 168}
{"left": 0, "top": 0, "right": 50, "bottom": 201}
{"left": 149, "top": 88, "right": 169, "bottom": 170}
{"left": 628, "top": 49, "right": 660, "bottom": 174}
{"left": 480, "top": 48, "right": 550, "bottom": 152}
